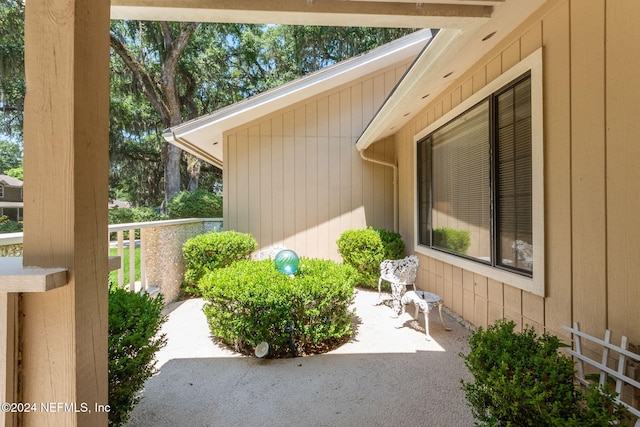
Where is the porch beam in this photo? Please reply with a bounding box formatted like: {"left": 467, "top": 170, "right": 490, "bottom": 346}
{"left": 21, "top": 0, "right": 110, "bottom": 424}
{"left": 111, "top": 0, "right": 493, "bottom": 28}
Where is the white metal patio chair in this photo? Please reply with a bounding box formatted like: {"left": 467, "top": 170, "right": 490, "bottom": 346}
{"left": 512, "top": 240, "right": 533, "bottom": 270}
{"left": 377, "top": 255, "right": 419, "bottom": 314}
{"left": 254, "top": 244, "right": 288, "bottom": 261}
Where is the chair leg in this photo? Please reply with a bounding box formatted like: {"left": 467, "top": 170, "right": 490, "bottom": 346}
{"left": 397, "top": 301, "right": 407, "bottom": 324}
{"left": 423, "top": 309, "right": 431, "bottom": 341}
{"left": 377, "top": 278, "right": 383, "bottom": 304}
{"left": 413, "top": 303, "right": 432, "bottom": 340}
{"left": 390, "top": 283, "right": 403, "bottom": 316}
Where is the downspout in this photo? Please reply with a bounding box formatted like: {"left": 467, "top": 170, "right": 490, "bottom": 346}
{"left": 358, "top": 148, "right": 399, "bottom": 233}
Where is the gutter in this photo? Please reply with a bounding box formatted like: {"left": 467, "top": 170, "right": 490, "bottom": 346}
{"left": 359, "top": 149, "right": 398, "bottom": 233}
{"left": 167, "top": 132, "right": 224, "bottom": 170}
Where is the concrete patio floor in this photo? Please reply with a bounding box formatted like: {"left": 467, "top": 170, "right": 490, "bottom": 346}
{"left": 125, "top": 288, "right": 475, "bottom": 426}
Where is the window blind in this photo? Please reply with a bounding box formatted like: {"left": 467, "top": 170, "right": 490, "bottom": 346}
{"left": 430, "top": 102, "right": 491, "bottom": 258}
{"left": 496, "top": 78, "right": 532, "bottom": 272}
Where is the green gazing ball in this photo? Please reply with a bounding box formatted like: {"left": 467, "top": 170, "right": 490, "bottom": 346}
{"left": 274, "top": 250, "right": 300, "bottom": 275}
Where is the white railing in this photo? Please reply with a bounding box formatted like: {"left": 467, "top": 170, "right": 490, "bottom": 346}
{"left": 0, "top": 218, "right": 223, "bottom": 294}
{"left": 108, "top": 222, "right": 141, "bottom": 291}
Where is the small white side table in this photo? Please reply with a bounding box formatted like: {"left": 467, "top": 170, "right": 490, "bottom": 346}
{"left": 400, "top": 290, "right": 451, "bottom": 340}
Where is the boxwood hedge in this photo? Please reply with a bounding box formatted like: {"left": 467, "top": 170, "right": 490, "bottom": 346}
{"left": 461, "top": 320, "right": 636, "bottom": 426}
{"left": 336, "top": 227, "right": 405, "bottom": 288}
{"left": 108, "top": 285, "right": 166, "bottom": 426}
{"left": 198, "top": 258, "right": 357, "bottom": 358}
{"left": 182, "top": 231, "right": 258, "bottom": 290}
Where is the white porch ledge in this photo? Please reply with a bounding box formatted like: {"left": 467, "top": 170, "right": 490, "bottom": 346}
{"left": 0, "top": 257, "right": 68, "bottom": 292}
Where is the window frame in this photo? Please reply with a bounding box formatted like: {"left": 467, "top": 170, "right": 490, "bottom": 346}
{"left": 0, "top": 185, "right": 4, "bottom": 198}
{"left": 413, "top": 48, "right": 544, "bottom": 296}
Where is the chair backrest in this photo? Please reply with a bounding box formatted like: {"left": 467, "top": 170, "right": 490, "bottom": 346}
{"left": 380, "top": 255, "right": 419, "bottom": 285}
{"left": 512, "top": 240, "right": 533, "bottom": 269}
{"left": 254, "top": 244, "right": 288, "bottom": 261}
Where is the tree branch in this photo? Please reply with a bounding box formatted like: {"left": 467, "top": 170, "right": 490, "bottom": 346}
{"left": 161, "top": 22, "right": 199, "bottom": 126}
{"left": 110, "top": 33, "right": 171, "bottom": 124}
{"left": 160, "top": 22, "right": 173, "bottom": 54}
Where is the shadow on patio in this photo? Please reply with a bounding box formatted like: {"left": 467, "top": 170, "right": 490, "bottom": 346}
{"left": 125, "top": 289, "right": 474, "bottom": 426}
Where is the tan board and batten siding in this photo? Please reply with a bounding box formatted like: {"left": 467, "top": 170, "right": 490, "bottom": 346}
{"left": 223, "top": 63, "right": 407, "bottom": 261}
{"left": 396, "top": 0, "right": 640, "bottom": 346}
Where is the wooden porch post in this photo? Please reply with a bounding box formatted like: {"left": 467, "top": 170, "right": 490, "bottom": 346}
{"left": 21, "top": 0, "right": 110, "bottom": 425}
{"left": 0, "top": 293, "right": 17, "bottom": 427}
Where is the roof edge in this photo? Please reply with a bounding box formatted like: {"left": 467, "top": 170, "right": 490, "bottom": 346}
{"left": 0, "top": 175, "right": 24, "bottom": 187}
{"left": 166, "top": 28, "right": 434, "bottom": 139}
{"left": 355, "top": 27, "right": 476, "bottom": 151}
{"left": 165, "top": 132, "right": 224, "bottom": 169}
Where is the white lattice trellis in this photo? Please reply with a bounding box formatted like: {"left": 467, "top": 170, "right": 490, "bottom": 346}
{"left": 563, "top": 322, "right": 640, "bottom": 425}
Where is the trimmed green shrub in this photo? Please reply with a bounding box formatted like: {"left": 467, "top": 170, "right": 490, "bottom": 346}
{"left": 336, "top": 227, "right": 405, "bottom": 288}
{"left": 377, "top": 228, "right": 406, "bottom": 260}
{"left": 0, "top": 215, "right": 22, "bottom": 233}
{"left": 182, "top": 231, "right": 258, "bottom": 289}
{"left": 167, "top": 189, "right": 222, "bottom": 219}
{"left": 461, "top": 320, "right": 636, "bottom": 426}
{"left": 198, "top": 258, "right": 357, "bottom": 357}
{"left": 108, "top": 285, "right": 166, "bottom": 427}
{"left": 432, "top": 227, "right": 471, "bottom": 254}
{"left": 578, "top": 384, "right": 637, "bottom": 426}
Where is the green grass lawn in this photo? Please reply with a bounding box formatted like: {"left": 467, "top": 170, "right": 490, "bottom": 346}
{"left": 109, "top": 246, "right": 141, "bottom": 285}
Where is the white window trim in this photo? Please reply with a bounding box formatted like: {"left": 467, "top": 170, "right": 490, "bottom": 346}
{"left": 413, "top": 47, "right": 544, "bottom": 297}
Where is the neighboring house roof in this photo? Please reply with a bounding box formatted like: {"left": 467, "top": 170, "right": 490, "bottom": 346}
{"left": 0, "top": 175, "right": 23, "bottom": 187}
{"left": 164, "top": 28, "right": 436, "bottom": 167}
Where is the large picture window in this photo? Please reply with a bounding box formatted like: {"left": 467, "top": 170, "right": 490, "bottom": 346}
{"left": 417, "top": 73, "right": 532, "bottom": 276}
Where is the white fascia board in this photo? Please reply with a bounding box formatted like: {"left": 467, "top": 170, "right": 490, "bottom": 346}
{"left": 163, "top": 29, "right": 434, "bottom": 165}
